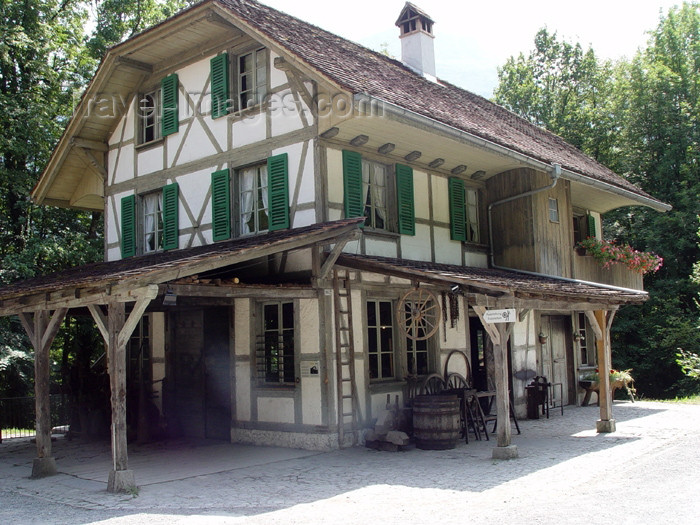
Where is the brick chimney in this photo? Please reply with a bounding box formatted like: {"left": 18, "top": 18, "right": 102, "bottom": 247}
{"left": 395, "top": 2, "right": 436, "bottom": 80}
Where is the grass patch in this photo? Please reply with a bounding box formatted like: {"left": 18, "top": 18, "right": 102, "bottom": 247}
{"left": 645, "top": 395, "right": 700, "bottom": 404}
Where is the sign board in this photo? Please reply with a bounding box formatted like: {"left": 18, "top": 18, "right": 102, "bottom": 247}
{"left": 482, "top": 308, "right": 516, "bottom": 324}
{"left": 300, "top": 360, "right": 320, "bottom": 377}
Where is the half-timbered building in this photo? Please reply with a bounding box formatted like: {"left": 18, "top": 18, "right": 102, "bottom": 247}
{"left": 0, "top": 0, "right": 669, "bottom": 491}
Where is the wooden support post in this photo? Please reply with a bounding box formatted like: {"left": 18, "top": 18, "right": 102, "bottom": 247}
{"left": 472, "top": 306, "right": 518, "bottom": 459}
{"left": 18, "top": 308, "right": 68, "bottom": 478}
{"left": 586, "top": 310, "right": 616, "bottom": 433}
{"left": 106, "top": 300, "right": 134, "bottom": 492}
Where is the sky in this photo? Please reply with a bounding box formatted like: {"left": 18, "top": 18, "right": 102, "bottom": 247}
{"left": 260, "top": 0, "right": 684, "bottom": 97}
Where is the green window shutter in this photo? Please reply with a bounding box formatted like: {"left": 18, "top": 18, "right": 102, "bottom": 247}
{"left": 162, "top": 183, "right": 179, "bottom": 250}
{"left": 120, "top": 195, "right": 136, "bottom": 258}
{"left": 211, "top": 169, "right": 231, "bottom": 241}
{"left": 395, "top": 163, "right": 415, "bottom": 235}
{"left": 161, "top": 74, "right": 179, "bottom": 137}
{"left": 210, "top": 53, "right": 229, "bottom": 119}
{"left": 267, "top": 153, "right": 289, "bottom": 231}
{"left": 449, "top": 177, "right": 466, "bottom": 242}
{"left": 587, "top": 214, "right": 597, "bottom": 238}
{"left": 342, "top": 150, "right": 363, "bottom": 218}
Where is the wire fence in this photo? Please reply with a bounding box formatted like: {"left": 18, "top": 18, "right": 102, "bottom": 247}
{"left": 0, "top": 395, "right": 70, "bottom": 441}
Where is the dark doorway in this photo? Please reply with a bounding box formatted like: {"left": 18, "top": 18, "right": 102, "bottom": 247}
{"left": 203, "top": 308, "right": 231, "bottom": 440}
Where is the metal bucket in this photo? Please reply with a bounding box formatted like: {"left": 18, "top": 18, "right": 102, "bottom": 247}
{"left": 412, "top": 394, "right": 460, "bottom": 450}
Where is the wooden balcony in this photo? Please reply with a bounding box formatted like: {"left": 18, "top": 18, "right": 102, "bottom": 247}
{"left": 571, "top": 251, "right": 643, "bottom": 291}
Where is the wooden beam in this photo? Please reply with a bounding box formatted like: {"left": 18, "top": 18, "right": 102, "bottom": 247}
{"left": 160, "top": 283, "right": 316, "bottom": 299}
{"left": 592, "top": 310, "right": 615, "bottom": 431}
{"left": 115, "top": 56, "right": 153, "bottom": 73}
{"left": 471, "top": 305, "right": 500, "bottom": 345}
{"left": 318, "top": 230, "right": 361, "bottom": 281}
{"left": 70, "top": 137, "right": 109, "bottom": 152}
{"left": 88, "top": 304, "right": 109, "bottom": 342}
{"left": 493, "top": 322, "right": 513, "bottom": 448}
{"left": 117, "top": 295, "right": 152, "bottom": 349}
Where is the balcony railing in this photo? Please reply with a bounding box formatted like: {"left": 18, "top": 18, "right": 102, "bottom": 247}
{"left": 572, "top": 251, "right": 643, "bottom": 290}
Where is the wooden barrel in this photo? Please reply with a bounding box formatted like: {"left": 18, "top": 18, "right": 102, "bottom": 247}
{"left": 412, "top": 394, "right": 461, "bottom": 450}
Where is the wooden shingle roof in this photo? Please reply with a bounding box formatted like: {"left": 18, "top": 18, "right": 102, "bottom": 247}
{"left": 214, "top": 0, "right": 662, "bottom": 207}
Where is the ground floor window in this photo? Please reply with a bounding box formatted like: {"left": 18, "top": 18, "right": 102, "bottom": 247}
{"left": 367, "top": 300, "right": 395, "bottom": 380}
{"left": 127, "top": 316, "right": 151, "bottom": 385}
{"left": 577, "top": 312, "right": 595, "bottom": 366}
{"left": 257, "top": 302, "right": 295, "bottom": 384}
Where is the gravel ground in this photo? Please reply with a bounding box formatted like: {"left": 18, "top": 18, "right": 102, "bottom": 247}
{"left": 1, "top": 401, "right": 699, "bottom": 524}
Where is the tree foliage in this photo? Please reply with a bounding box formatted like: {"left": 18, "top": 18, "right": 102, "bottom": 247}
{"left": 495, "top": 5, "right": 700, "bottom": 397}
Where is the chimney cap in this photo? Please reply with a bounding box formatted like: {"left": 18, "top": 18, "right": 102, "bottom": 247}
{"left": 395, "top": 2, "right": 434, "bottom": 36}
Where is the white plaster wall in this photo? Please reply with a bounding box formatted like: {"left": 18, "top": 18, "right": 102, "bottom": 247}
{"left": 401, "top": 224, "right": 431, "bottom": 261}
{"left": 301, "top": 377, "right": 322, "bottom": 425}
{"left": 174, "top": 168, "right": 212, "bottom": 231}
{"left": 271, "top": 88, "right": 308, "bottom": 136}
{"left": 326, "top": 148, "right": 344, "bottom": 204}
{"left": 108, "top": 97, "right": 135, "bottom": 146}
{"left": 280, "top": 249, "right": 311, "bottom": 274}
{"left": 257, "top": 397, "right": 295, "bottom": 424}
{"left": 234, "top": 298, "right": 251, "bottom": 421}
{"left": 434, "top": 227, "right": 462, "bottom": 264}
{"left": 464, "top": 250, "right": 488, "bottom": 268}
{"left": 441, "top": 296, "right": 468, "bottom": 350}
{"left": 168, "top": 118, "right": 221, "bottom": 168}
{"left": 292, "top": 208, "right": 316, "bottom": 228}
{"left": 274, "top": 141, "right": 315, "bottom": 205}
{"left": 432, "top": 176, "right": 450, "bottom": 223}
{"left": 178, "top": 56, "right": 211, "bottom": 106}
{"left": 111, "top": 143, "right": 134, "bottom": 184}
{"left": 137, "top": 145, "right": 164, "bottom": 176}
{"left": 108, "top": 115, "right": 125, "bottom": 147}
{"left": 232, "top": 112, "right": 266, "bottom": 147}
{"left": 365, "top": 237, "right": 398, "bottom": 258}
{"left": 299, "top": 299, "right": 319, "bottom": 355}
{"left": 414, "top": 170, "right": 430, "bottom": 219}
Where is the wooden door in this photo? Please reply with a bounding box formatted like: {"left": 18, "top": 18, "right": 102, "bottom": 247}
{"left": 541, "top": 316, "right": 572, "bottom": 405}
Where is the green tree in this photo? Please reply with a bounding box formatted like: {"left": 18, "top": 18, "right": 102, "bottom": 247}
{"left": 494, "top": 28, "right": 620, "bottom": 169}
{"left": 494, "top": 6, "right": 700, "bottom": 398}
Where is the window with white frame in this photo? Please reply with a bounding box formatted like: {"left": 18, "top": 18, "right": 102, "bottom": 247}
{"left": 238, "top": 163, "right": 269, "bottom": 235}
{"left": 142, "top": 191, "right": 164, "bottom": 253}
{"left": 238, "top": 47, "right": 267, "bottom": 109}
{"left": 548, "top": 198, "right": 560, "bottom": 223}
{"left": 367, "top": 300, "right": 395, "bottom": 380}
{"left": 362, "top": 159, "right": 388, "bottom": 230}
{"left": 257, "top": 301, "right": 295, "bottom": 384}
{"left": 465, "top": 187, "right": 480, "bottom": 243}
{"left": 138, "top": 90, "right": 161, "bottom": 144}
{"left": 127, "top": 316, "right": 151, "bottom": 385}
{"left": 577, "top": 312, "right": 595, "bottom": 366}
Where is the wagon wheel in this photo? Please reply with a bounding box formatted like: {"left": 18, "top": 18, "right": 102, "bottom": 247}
{"left": 444, "top": 350, "right": 472, "bottom": 388}
{"left": 419, "top": 373, "right": 447, "bottom": 395}
{"left": 445, "top": 372, "right": 468, "bottom": 391}
{"left": 397, "top": 288, "right": 441, "bottom": 341}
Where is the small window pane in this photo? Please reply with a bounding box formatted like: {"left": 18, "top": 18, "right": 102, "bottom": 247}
{"left": 549, "top": 198, "right": 560, "bottom": 223}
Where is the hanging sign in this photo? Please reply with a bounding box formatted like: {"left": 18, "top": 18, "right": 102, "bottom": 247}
{"left": 482, "top": 308, "right": 516, "bottom": 324}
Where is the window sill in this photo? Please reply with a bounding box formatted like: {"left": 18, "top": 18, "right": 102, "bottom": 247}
{"left": 362, "top": 228, "right": 399, "bottom": 240}
{"left": 135, "top": 137, "right": 164, "bottom": 151}
{"left": 368, "top": 379, "right": 406, "bottom": 393}
{"left": 255, "top": 383, "right": 296, "bottom": 392}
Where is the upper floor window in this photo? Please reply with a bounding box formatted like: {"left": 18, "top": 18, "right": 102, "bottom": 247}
{"left": 238, "top": 47, "right": 267, "bottom": 109}
{"left": 362, "top": 159, "right": 388, "bottom": 230}
{"left": 137, "top": 74, "right": 179, "bottom": 144}
{"left": 239, "top": 163, "right": 269, "bottom": 235}
{"left": 120, "top": 183, "right": 179, "bottom": 258}
{"left": 548, "top": 198, "right": 560, "bottom": 223}
{"left": 210, "top": 154, "right": 289, "bottom": 241}
{"left": 138, "top": 90, "right": 161, "bottom": 144}
{"left": 142, "top": 191, "right": 164, "bottom": 253}
{"left": 449, "top": 178, "right": 481, "bottom": 243}
{"left": 257, "top": 301, "right": 295, "bottom": 384}
{"left": 342, "top": 150, "right": 415, "bottom": 235}
{"left": 465, "top": 188, "right": 480, "bottom": 243}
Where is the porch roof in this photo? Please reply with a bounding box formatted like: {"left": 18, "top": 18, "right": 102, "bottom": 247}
{"left": 0, "top": 218, "right": 363, "bottom": 316}
{"left": 336, "top": 253, "right": 647, "bottom": 310}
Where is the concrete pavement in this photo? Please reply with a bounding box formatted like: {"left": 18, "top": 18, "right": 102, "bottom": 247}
{"left": 1, "top": 401, "right": 699, "bottom": 524}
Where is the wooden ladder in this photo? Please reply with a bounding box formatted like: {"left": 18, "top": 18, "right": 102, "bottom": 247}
{"left": 333, "top": 269, "right": 361, "bottom": 447}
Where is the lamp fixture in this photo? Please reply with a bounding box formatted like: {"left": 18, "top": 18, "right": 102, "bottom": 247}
{"left": 163, "top": 288, "right": 177, "bottom": 306}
